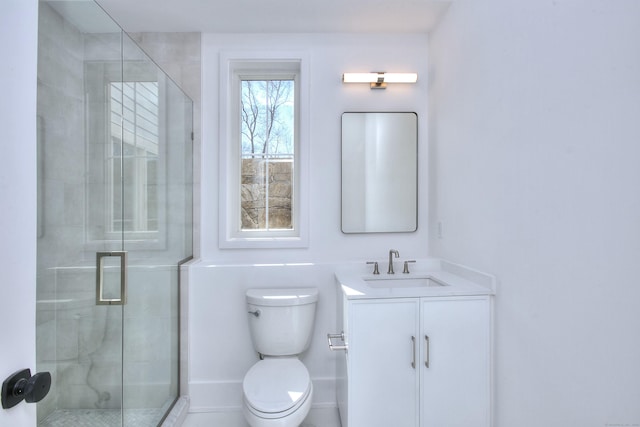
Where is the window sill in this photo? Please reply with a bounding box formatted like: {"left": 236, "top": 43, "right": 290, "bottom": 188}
{"left": 219, "top": 235, "right": 309, "bottom": 249}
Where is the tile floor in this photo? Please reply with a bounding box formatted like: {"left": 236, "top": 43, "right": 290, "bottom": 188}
{"left": 182, "top": 407, "right": 342, "bottom": 427}
{"left": 40, "top": 408, "right": 163, "bottom": 427}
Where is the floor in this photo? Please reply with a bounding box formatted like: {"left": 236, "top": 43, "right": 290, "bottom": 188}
{"left": 40, "top": 408, "right": 163, "bottom": 427}
{"left": 182, "top": 407, "right": 342, "bottom": 427}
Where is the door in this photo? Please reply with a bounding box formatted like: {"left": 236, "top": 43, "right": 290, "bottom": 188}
{"left": 349, "top": 299, "right": 420, "bottom": 427}
{"left": 1, "top": 1, "right": 38, "bottom": 425}
{"left": 421, "top": 297, "right": 491, "bottom": 427}
{"left": 34, "top": 4, "right": 126, "bottom": 423}
{"left": 119, "top": 34, "right": 193, "bottom": 426}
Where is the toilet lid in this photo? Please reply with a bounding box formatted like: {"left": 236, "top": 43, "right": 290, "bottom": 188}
{"left": 243, "top": 359, "right": 311, "bottom": 414}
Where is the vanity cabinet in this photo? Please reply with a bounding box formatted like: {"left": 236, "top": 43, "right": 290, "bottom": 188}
{"left": 337, "top": 295, "right": 491, "bottom": 427}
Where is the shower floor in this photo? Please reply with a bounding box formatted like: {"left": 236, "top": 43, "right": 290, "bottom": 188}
{"left": 40, "top": 408, "right": 164, "bottom": 427}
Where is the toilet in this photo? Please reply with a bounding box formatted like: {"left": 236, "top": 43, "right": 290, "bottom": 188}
{"left": 242, "top": 288, "right": 318, "bottom": 427}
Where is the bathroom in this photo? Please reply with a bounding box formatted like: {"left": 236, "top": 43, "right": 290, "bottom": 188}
{"left": 2, "top": 0, "right": 640, "bottom": 426}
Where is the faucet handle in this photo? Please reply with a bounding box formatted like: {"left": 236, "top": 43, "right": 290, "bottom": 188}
{"left": 403, "top": 260, "right": 416, "bottom": 274}
{"left": 366, "top": 261, "right": 380, "bottom": 275}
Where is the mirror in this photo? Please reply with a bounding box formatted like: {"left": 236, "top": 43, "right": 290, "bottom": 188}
{"left": 341, "top": 112, "right": 418, "bottom": 233}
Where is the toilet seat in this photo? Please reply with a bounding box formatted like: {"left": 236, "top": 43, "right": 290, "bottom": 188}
{"left": 243, "top": 358, "right": 311, "bottom": 418}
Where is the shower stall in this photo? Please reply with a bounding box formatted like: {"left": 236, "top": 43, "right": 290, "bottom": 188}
{"left": 36, "top": 1, "right": 193, "bottom": 426}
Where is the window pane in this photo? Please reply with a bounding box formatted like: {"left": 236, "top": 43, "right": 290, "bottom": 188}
{"left": 240, "top": 79, "right": 295, "bottom": 231}
{"left": 241, "top": 80, "right": 294, "bottom": 157}
{"left": 241, "top": 158, "right": 267, "bottom": 229}
{"left": 267, "top": 159, "right": 292, "bottom": 229}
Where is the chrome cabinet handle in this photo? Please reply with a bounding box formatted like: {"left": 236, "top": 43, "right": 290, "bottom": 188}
{"left": 411, "top": 336, "right": 416, "bottom": 369}
{"left": 96, "top": 251, "right": 127, "bottom": 306}
{"left": 425, "top": 335, "right": 430, "bottom": 368}
{"left": 327, "top": 332, "right": 347, "bottom": 351}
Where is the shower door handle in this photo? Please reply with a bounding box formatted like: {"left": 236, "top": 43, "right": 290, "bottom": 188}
{"left": 96, "top": 251, "right": 127, "bottom": 305}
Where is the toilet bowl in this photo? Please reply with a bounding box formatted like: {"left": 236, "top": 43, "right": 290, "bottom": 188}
{"left": 242, "top": 358, "right": 313, "bottom": 427}
{"left": 242, "top": 288, "right": 318, "bottom": 427}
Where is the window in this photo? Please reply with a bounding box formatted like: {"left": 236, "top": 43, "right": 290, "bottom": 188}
{"left": 219, "top": 54, "right": 309, "bottom": 248}
{"left": 240, "top": 79, "right": 294, "bottom": 231}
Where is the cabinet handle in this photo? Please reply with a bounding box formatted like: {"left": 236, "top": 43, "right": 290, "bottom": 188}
{"left": 425, "top": 335, "right": 430, "bottom": 368}
{"left": 327, "top": 332, "right": 348, "bottom": 352}
{"left": 411, "top": 336, "right": 416, "bottom": 369}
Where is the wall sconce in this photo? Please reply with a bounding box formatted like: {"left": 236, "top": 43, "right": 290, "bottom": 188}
{"left": 342, "top": 72, "right": 418, "bottom": 89}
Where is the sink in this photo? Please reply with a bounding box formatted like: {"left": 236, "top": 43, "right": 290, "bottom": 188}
{"left": 335, "top": 259, "right": 496, "bottom": 299}
{"left": 364, "top": 276, "right": 447, "bottom": 289}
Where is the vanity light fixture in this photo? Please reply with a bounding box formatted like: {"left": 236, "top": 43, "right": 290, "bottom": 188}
{"left": 342, "top": 72, "right": 418, "bottom": 89}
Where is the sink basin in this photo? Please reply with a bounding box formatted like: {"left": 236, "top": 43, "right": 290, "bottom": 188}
{"left": 364, "top": 276, "right": 447, "bottom": 289}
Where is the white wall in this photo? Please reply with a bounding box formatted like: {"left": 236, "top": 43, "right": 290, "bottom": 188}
{"left": 429, "top": 1, "right": 640, "bottom": 426}
{"left": 189, "top": 33, "right": 430, "bottom": 411}
{"left": 0, "top": 0, "right": 38, "bottom": 425}
{"left": 200, "top": 33, "right": 430, "bottom": 264}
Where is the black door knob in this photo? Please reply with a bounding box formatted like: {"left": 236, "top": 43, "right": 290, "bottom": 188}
{"left": 23, "top": 372, "right": 51, "bottom": 403}
{"left": 1, "top": 369, "right": 52, "bottom": 409}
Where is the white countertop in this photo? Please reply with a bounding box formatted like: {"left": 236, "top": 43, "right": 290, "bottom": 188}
{"left": 335, "top": 258, "right": 496, "bottom": 299}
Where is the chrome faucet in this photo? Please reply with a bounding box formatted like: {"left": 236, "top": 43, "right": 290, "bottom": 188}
{"left": 388, "top": 249, "right": 399, "bottom": 274}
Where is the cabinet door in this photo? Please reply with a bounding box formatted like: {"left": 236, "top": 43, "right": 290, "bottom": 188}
{"left": 349, "top": 299, "right": 420, "bottom": 427}
{"left": 421, "top": 297, "right": 491, "bottom": 427}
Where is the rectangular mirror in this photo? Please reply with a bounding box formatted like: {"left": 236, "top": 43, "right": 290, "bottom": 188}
{"left": 341, "top": 112, "right": 418, "bottom": 233}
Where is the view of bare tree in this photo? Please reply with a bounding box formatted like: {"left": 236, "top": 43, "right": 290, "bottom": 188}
{"left": 241, "top": 80, "right": 293, "bottom": 156}
{"left": 239, "top": 79, "right": 295, "bottom": 230}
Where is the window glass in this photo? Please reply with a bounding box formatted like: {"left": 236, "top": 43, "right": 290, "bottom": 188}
{"left": 240, "top": 79, "right": 295, "bottom": 231}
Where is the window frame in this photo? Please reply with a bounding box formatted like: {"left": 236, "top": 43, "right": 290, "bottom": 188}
{"left": 219, "top": 52, "right": 309, "bottom": 248}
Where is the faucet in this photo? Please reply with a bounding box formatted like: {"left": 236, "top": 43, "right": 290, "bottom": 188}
{"left": 388, "top": 249, "right": 399, "bottom": 274}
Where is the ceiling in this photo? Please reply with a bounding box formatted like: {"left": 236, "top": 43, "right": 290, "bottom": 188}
{"left": 93, "top": 0, "right": 451, "bottom": 34}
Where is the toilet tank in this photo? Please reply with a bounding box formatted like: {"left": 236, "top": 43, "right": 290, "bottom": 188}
{"left": 246, "top": 288, "right": 318, "bottom": 356}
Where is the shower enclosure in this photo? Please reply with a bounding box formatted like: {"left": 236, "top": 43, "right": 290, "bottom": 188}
{"left": 36, "top": 1, "right": 193, "bottom": 426}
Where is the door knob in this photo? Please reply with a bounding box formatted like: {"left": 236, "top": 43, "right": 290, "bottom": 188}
{"left": 1, "top": 369, "right": 51, "bottom": 409}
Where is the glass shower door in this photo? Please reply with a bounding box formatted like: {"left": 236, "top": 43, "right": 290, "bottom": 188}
{"left": 119, "top": 34, "right": 193, "bottom": 426}
{"left": 36, "top": 2, "right": 127, "bottom": 425}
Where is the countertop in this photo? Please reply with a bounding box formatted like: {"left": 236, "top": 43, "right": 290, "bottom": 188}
{"left": 335, "top": 258, "right": 496, "bottom": 299}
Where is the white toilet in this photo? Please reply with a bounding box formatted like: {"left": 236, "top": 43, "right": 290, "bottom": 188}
{"left": 242, "top": 288, "right": 318, "bottom": 427}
